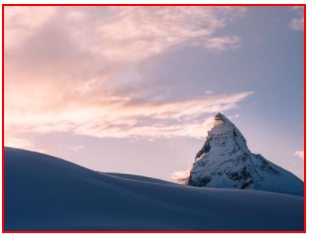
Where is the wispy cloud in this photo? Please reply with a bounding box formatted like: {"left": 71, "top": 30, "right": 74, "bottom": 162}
{"left": 96, "top": 6, "right": 246, "bottom": 61}
{"left": 290, "top": 6, "right": 304, "bottom": 31}
{"left": 4, "top": 6, "right": 251, "bottom": 149}
{"left": 4, "top": 6, "right": 246, "bottom": 61}
{"left": 294, "top": 151, "right": 304, "bottom": 160}
{"left": 59, "top": 144, "right": 86, "bottom": 151}
{"left": 4, "top": 6, "right": 57, "bottom": 49}
{"left": 4, "top": 137, "right": 34, "bottom": 149}
{"left": 5, "top": 90, "right": 253, "bottom": 140}
{"left": 4, "top": 135, "right": 47, "bottom": 153}
{"left": 205, "top": 35, "right": 241, "bottom": 52}
{"left": 171, "top": 165, "right": 193, "bottom": 184}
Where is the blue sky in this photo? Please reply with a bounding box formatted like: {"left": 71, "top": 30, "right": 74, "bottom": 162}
{"left": 4, "top": 6, "right": 304, "bottom": 180}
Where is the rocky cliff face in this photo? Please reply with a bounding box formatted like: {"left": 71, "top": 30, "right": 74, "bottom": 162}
{"left": 188, "top": 113, "right": 304, "bottom": 197}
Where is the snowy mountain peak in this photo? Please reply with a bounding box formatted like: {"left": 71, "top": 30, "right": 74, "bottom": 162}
{"left": 214, "top": 112, "right": 226, "bottom": 121}
{"left": 188, "top": 113, "right": 304, "bottom": 197}
{"left": 195, "top": 113, "right": 249, "bottom": 161}
{"left": 212, "top": 113, "right": 235, "bottom": 132}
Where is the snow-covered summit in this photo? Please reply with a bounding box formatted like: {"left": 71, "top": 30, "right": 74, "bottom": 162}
{"left": 189, "top": 113, "right": 304, "bottom": 197}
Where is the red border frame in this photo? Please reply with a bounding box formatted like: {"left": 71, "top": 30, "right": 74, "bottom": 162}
{"left": 1, "top": 4, "right": 306, "bottom": 233}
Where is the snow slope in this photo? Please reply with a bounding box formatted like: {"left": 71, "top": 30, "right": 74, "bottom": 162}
{"left": 4, "top": 147, "right": 304, "bottom": 231}
{"left": 189, "top": 113, "right": 304, "bottom": 197}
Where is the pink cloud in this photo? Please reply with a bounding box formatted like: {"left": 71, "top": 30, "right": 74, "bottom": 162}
{"left": 5, "top": 89, "right": 253, "bottom": 140}
{"left": 294, "top": 151, "right": 304, "bottom": 160}
{"left": 206, "top": 35, "right": 241, "bottom": 52}
{"left": 4, "top": 6, "right": 57, "bottom": 49}
{"left": 290, "top": 6, "right": 304, "bottom": 31}
{"left": 4, "top": 6, "right": 252, "bottom": 147}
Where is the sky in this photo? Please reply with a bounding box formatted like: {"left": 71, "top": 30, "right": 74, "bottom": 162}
{"left": 4, "top": 6, "right": 305, "bottom": 181}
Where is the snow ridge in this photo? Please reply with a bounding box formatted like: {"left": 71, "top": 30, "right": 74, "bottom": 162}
{"left": 4, "top": 147, "right": 304, "bottom": 231}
